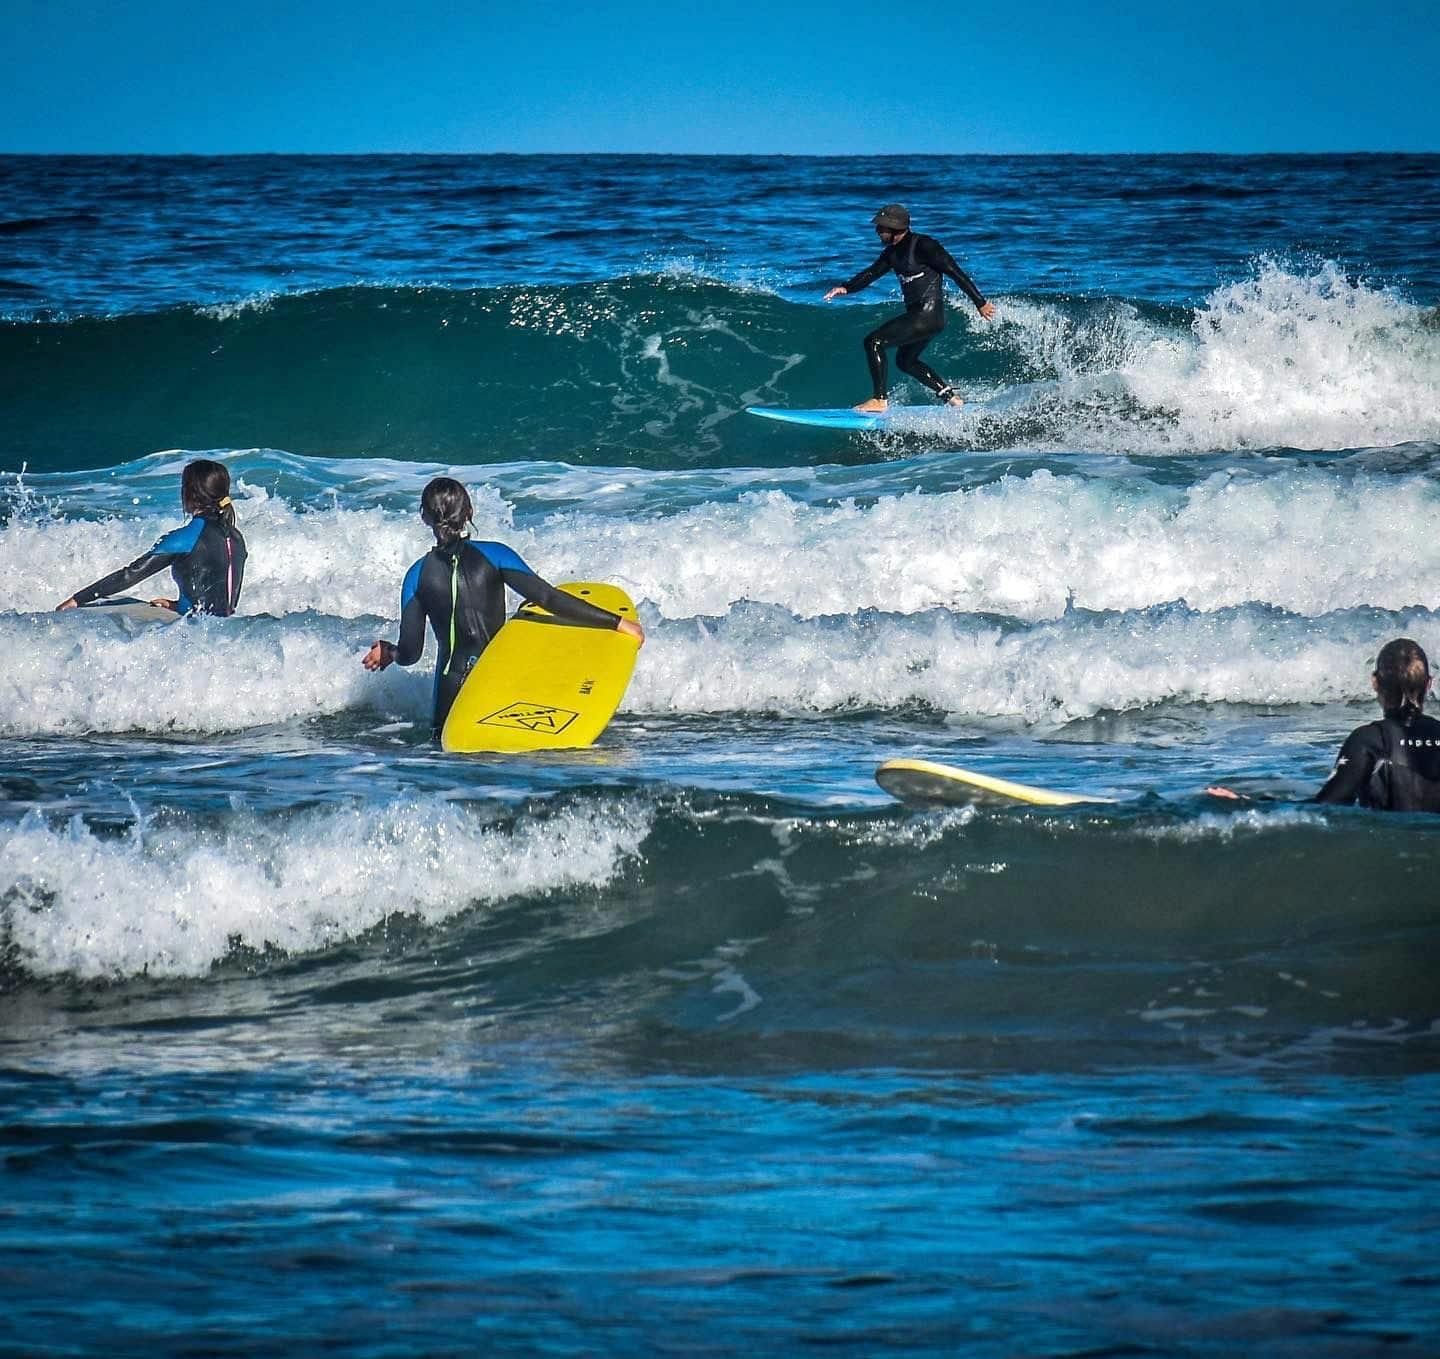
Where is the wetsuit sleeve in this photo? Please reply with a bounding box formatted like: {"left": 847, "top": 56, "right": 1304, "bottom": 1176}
{"left": 500, "top": 571, "right": 623, "bottom": 629}
{"left": 843, "top": 252, "right": 892, "bottom": 294}
{"left": 70, "top": 519, "right": 203, "bottom": 605}
{"left": 918, "top": 236, "right": 987, "bottom": 309}
{"left": 472, "top": 542, "right": 623, "bottom": 629}
{"left": 392, "top": 558, "right": 429, "bottom": 666}
{"left": 1312, "top": 728, "right": 1374, "bottom": 804}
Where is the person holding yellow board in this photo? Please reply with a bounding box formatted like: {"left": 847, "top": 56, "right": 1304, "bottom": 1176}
{"left": 363, "top": 477, "right": 644, "bottom": 741}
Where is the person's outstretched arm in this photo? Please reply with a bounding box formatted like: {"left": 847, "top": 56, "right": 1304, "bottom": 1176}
{"left": 57, "top": 520, "right": 202, "bottom": 610}
{"left": 1210, "top": 731, "right": 1374, "bottom": 805}
{"left": 1311, "top": 729, "right": 1374, "bottom": 805}
{"left": 501, "top": 568, "right": 641, "bottom": 639}
{"left": 825, "top": 251, "right": 891, "bottom": 301}
{"left": 363, "top": 558, "right": 429, "bottom": 671}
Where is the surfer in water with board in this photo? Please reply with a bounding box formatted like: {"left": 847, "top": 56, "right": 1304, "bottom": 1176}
{"left": 824, "top": 204, "right": 996, "bottom": 414}
{"left": 55, "top": 459, "right": 247, "bottom": 616}
{"left": 362, "top": 477, "right": 644, "bottom": 740}
{"left": 1209, "top": 638, "right": 1440, "bottom": 811}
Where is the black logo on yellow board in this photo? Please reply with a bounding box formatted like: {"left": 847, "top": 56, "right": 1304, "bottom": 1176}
{"left": 480, "top": 701, "right": 580, "bottom": 734}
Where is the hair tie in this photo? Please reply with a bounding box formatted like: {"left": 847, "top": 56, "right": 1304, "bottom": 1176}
{"left": 217, "top": 496, "right": 232, "bottom": 508}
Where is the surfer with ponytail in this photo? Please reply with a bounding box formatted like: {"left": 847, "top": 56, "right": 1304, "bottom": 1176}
{"left": 1210, "top": 638, "right": 1440, "bottom": 811}
{"left": 56, "top": 458, "right": 247, "bottom": 616}
{"left": 363, "top": 476, "right": 644, "bottom": 740}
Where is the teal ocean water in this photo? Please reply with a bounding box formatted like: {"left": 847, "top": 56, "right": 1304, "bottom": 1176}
{"left": 2, "top": 154, "right": 1439, "bottom": 1356}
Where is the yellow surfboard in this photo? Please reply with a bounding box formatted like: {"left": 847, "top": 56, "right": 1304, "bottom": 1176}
{"left": 440, "top": 582, "right": 640, "bottom": 754}
{"left": 875, "top": 757, "right": 1114, "bottom": 808}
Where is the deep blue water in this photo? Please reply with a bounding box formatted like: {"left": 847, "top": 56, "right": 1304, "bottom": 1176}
{"left": 2, "top": 154, "right": 1439, "bottom": 1356}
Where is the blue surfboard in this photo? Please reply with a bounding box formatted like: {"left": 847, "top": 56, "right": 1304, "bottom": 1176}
{"left": 745, "top": 406, "right": 886, "bottom": 431}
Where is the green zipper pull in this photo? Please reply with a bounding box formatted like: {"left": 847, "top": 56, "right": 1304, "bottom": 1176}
{"left": 443, "top": 552, "right": 459, "bottom": 675}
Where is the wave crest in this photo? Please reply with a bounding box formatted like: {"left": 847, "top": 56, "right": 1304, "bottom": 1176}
{"left": 4, "top": 264, "right": 1436, "bottom": 470}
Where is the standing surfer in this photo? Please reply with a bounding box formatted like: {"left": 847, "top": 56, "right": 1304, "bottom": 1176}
{"left": 824, "top": 204, "right": 996, "bottom": 414}
{"left": 362, "top": 476, "right": 644, "bottom": 741}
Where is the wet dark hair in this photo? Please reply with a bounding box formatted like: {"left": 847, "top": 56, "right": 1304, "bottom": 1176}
{"left": 1374, "top": 637, "right": 1430, "bottom": 720}
{"left": 181, "top": 459, "right": 236, "bottom": 528}
{"left": 420, "top": 476, "right": 473, "bottom": 545}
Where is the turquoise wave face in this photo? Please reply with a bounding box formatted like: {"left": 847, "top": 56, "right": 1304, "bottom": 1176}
{"left": 4, "top": 263, "right": 1439, "bottom": 471}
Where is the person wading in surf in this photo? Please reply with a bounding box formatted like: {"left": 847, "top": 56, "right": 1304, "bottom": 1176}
{"left": 1209, "top": 638, "right": 1440, "bottom": 811}
{"left": 362, "top": 476, "right": 644, "bottom": 741}
{"left": 823, "top": 203, "right": 996, "bottom": 414}
{"left": 56, "top": 458, "right": 246, "bottom": 616}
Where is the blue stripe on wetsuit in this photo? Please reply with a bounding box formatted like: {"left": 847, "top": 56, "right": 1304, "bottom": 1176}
{"left": 471, "top": 541, "right": 533, "bottom": 574}
{"left": 153, "top": 518, "right": 207, "bottom": 613}
{"left": 400, "top": 556, "right": 426, "bottom": 613}
{"left": 152, "top": 518, "right": 206, "bottom": 557}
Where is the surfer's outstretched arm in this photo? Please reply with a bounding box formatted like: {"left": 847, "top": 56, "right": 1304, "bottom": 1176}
{"left": 825, "top": 253, "right": 890, "bottom": 302}
{"left": 59, "top": 547, "right": 180, "bottom": 610}
{"left": 363, "top": 557, "right": 428, "bottom": 671}
{"left": 501, "top": 568, "right": 645, "bottom": 644}
{"left": 58, "top": 518, "right": 206, "bottom": 610}
{"left": 1311, "top": 729, "right": 1374, "bottom": 805}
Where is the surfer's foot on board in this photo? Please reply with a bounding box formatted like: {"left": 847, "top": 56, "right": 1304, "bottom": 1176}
{"left": 936, "top": 386, "right": 965, "bottom": 408}
{"left": 853, "top": 398, "right": 888, "bottom": 414}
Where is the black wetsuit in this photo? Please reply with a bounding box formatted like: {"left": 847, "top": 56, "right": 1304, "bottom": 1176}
{"left": 72, "top": 513, "right": 246, "bottom": 615}
{"left": 842, "top": 232, "right": 988, "bottom": 400}
{"left": 1314, "top": 710, "right": 1440, "bottom": 811}
{"left": 394, "top": 538, "right": 623, "bottom": 738}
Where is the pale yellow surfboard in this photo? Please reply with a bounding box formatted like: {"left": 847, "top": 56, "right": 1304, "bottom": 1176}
{"left": 875, "top": 757, "right": 1114, "bottom": 808}
{"left": 75, "top": 597, "right": 182, "bottom": 627}
{"left": 441, "top": 582, "right": 640, "bottom": 754}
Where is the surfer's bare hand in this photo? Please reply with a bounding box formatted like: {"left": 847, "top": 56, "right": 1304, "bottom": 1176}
{"left": 150, "top": 597, "right": 177, "bottom": 610}
{"left": 363, "top": 640, "right": 395, "bottom": 671}
{"left": 617, "top": 619, "right": 645, "bottom": 647}
{"left": 824, "top": 287, "right": 847, "bottom": 301}
{"left": 55, "top": 597, "right": 77, "bottom": 611}
{"left": 978, "top": 302, "right": 996, "bottom": 320}
{"left": 1204, "top": 785, "right": 1241, "bottom": 799}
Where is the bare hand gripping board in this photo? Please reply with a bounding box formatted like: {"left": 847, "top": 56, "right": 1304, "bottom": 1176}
{"left": 441, "top": 582, "right": 640, "bottom": 754}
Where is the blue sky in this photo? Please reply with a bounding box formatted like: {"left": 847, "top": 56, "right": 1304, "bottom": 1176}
{"left": 6, "top": 0, "right": 1439, "bottom": 154}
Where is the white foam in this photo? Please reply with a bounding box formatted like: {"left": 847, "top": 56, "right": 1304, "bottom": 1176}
{"left": 1133, "top": 805, "right": 1332, "bottom": 842}
{"left": 555, "top": 467, "right": 1440, "bottom": 623}
{"left": 3, "top": 595, "right": 1416, "bottom": 734}
{"left": 626, "top": 602, "right": 1425, "bottom": 723}
{"left": 13, "top": 456, "right": 1440, "bottom": 628}
{"left": 9, "top": 461, "right": 1440, "bottom": 731}
{"left": 0, "top": 612, "right": 428, "bottom": 736}
{"left": 974, "top": 261, "right": 1440, "bottom": 453}
{"left": 194, "top": 291, "right": 281, "bottom": 321}
{"left": 0, "top": 795, "right": 652, "bottom": 980}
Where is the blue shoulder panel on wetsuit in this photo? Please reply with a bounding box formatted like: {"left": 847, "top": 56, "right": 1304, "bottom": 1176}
{"left": 472, "top": 541, "right": 533, "bottom": 575}
{"left": 400, "top": 556, "right": 426, "bottom": 611}
{"left": 151, "top": 516, "right": 206, "bottom": 557}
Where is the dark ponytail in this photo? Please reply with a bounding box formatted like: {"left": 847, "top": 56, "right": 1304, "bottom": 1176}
{"left": 181, "top": 459, "right": 236, "bottom": 529}
{"left": 1374, "top": 637, "right": 1430, "bottom": 721}
{"left": 420, "top": 476, "right": 473, "bottom": 546}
